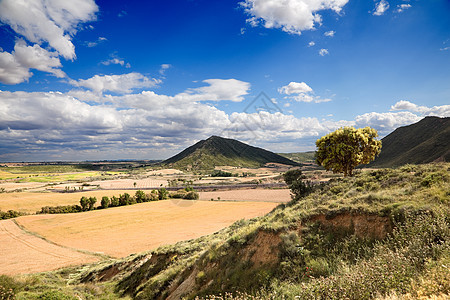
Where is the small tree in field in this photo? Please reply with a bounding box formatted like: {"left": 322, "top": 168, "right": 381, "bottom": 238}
{"left": 101, "top": 196, "right": 110, "bottom": 209}
{"left": 315, "top": 126, "right": 382, "bottom": 177}
{"left": 88, "top": 197, "right": 97, "bottom": 210}
{"left": 80, "top": 196, "right": 88, "bottom": 211}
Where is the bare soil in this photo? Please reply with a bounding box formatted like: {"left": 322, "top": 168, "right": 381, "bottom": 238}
{"left": 199, "top": 188, "right": 291, "bottom": 203}
{"left": 15, "top": 200, "right": 278, "bottom": 258}
{"left": 0, "top": 219, "right": 99, "bottom": 275}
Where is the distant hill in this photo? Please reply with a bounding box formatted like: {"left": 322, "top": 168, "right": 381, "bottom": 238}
{"left": 162, "top": 136, "right": 300, "bottom": 170}
{"left": 371, "top": 116, "right": 450, "bottom": 167}
{"left": 278, "top": 151, "right": 316, "bottom": 164}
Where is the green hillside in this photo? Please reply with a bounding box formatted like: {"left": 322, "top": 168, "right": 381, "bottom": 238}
{"left": 162, "top": 136, "right": 300, "bottom": 170}
{"left": 372, "top": 116, "right": 450, "bottom": 167}
{"left": 4, "top": 163, "right": 447, "bottom": 299}
{"left": 279, "top": 151, "right": 316, "bottom": 164}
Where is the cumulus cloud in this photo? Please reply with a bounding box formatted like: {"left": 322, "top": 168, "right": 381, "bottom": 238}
{"left": 101, "top": 57, "right": 131, "bottom": 68}
{"left": 324, "top": 30, "right": 335, "bottom": 37}
{"left": 279, "top": 81, "right": 331, "bottom": 103}
{"left": 390, "top": 100, "right": 450, "bottom": 117}
{"left": 0, "top": 40, "right": 65, "bottom": 84}
{"left": 0, "top": 0, "right": 98, "bottom": 60}
{"left": 86, "top": 36, "right": 107, "bottom": 48}
{"left": 179, "top": 79, "right": 251, "bottom": 102}
{"left": 71, "top": 72, "right": 161, "bottom": 94}
{"left": 240, "top": 0, "right": 349, "bottom": 35}
{"left": 373, "top": 0, "right": 389, "bottom": 16}
{"left": 308, "top": 41, "right": 316, "bottom": 47}
{"left": 396, "top": 4, "right": 411, "bottom": 13}
{"left": 319, "top": 48, "right": 329, "bottom": 56}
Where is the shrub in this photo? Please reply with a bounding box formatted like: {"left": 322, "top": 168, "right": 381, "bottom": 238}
{"left": 184, "top": 191, "right": 199, "bottom": 200}
{"left": 37, "top": 205, "right": 82, "bottom": 214}
{"left": 211, "top": 170, "right": 232, "bottom": 177}
{"left": 110, "top": 196, "right": 119, "bottom": 207}
{"left": 0, "top": 210, "right": 25, "bottom": 219}
{"left": 158, "top": 188, "right": 168, "bottom": 200}
{"left": 101, "top": 196, "right": 110, "bottom": 209}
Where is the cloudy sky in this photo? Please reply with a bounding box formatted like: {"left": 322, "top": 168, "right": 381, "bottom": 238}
{"left": 0, "top": 0, "right": 449, "bottom": 161}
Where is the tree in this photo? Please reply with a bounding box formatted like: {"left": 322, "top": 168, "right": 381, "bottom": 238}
{"left": 101, "top": 196, "right": 110, "bottom": 209}
{"left": 110, "top": 196, "right": 119, "bottom": 207}
{"left": 158, "top": 188, "right": 168, "bottom": 200}
{"left": 119, "top": 193, "right": 131, "bottom": 206}
{"left": 80, "top": 196, "right": 88, "bottom": 211}
{"left": 283, "top": 169, "right": 312, "bottom": 201}
{"left": 315, "top": 126, "right": 382, "bottom": 177}
{"left": 135, "top": 190, "right": 146, "bottom": 203}
{"left": 88, "top": 197, "right": 97, "bottom": 210}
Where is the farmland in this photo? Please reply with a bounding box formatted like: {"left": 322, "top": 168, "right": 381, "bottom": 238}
{"left": 0, "top": 163, "right": 292, "bottom": 276}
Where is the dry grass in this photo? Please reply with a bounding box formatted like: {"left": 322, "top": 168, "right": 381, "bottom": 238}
{"left": 0, "top": 190, "right": 144, "bottom": 213}
{"left": 15, "top": 200, "right": 278, "bottom": 258}
{"left": 0, "top": 219, "right": 99, "bottom": 275}
{"left": 199, "top": 188, "right": 291, "bottom": 203}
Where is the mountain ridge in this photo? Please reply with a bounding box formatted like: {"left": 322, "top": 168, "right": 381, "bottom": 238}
{"left": 371, "top": 116, "right": 450, "bottom": 167}
{"left": 162, "top": 136, "right": 300, "bottom": 170}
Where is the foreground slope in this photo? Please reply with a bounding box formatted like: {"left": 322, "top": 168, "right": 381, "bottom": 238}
{"left": 372, "top": 116, "right": 450, "bottom": 167}
{"left": 2, "top": 164, "right": 449, "bottom": 299}
{"left": 163, "top": 136, "right": 299, "bottom": 170}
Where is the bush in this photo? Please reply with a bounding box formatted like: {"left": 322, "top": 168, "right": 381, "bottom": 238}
{"left": 211, "top": 170, "right": 232, "bottom": 177}
{"left": 110, "top": 196, "right": 119, "bottom": 207}
{"left": 158, "top": 188, "right": 168, "bottom": 200}
{"left": 184, "top": 191, "right": 199, "bottom": 200}
{"left": 0, "top": 210, "right": 25, "bottom": 219}
{"left": 101, "top": 196, "right": 110, "bottom": 209}
{"left": 37, "top": 205, "right": 82, "bottom": 214}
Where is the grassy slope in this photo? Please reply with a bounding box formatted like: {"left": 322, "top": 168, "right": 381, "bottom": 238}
{"left": 372, "top": 116, "right": 450, "bottom": 167}
{"left": 278, "top": 151, "right": 316, "bottom": 164}
{"left": 163, "top": 136, "right": 299, "bottom": 170}
{"left": 2, "top": 163, "right": 449, "bottom": 299}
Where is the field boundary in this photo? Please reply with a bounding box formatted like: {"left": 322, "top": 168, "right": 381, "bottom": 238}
{"left": 12, "top": 219, "right": 111, "bottom": 260}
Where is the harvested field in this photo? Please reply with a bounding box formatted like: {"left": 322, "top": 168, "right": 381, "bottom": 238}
{"left": 0, "top": 190, "right": 144, "bottom": 213}
{"left": 87, "top": 178, "right": 168, "bottom": 189}
{"left": 0, "top": 219, "right": 99, "bottom": 275}
{"left": 199, "top": 188, "right": 291, "bottom": 203}
{"left": 16, "top": 200, "right": 278, "bottom": 258}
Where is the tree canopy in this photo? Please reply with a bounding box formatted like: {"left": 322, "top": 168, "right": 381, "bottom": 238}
{"left": 315, "top": 126, "right": 382, "bottom": 176}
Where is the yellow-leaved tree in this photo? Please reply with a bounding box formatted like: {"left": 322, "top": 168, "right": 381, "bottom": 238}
{"left": 315, "top": 126, "right": 382, "bottom": 176}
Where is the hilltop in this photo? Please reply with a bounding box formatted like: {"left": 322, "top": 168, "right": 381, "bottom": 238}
{"left": 372, "top": 116, "right": 450, "bottom": 167}
{"left": 162, "top": 136, "right": 300, "bottom": 170}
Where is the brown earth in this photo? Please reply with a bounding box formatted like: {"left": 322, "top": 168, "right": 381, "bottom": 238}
{"left": 15, "top": 200, "right": 278, "bottom": 258}
{"left": 199, "top": 188, "right": 291, "bottom": 203}
{"left": 0, "top": 219, "right": 99, "bottom": 275}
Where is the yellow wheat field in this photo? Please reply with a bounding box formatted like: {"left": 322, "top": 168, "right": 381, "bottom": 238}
{"left": 15, "top": 200, "right": 278, "bottom": 258}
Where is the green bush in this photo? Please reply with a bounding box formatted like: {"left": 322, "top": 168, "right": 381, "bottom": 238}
{"left": 37, "top": 290, "right": 76, "bottom": 300}
{"left": 184, "top": 191, "right": 199, "bottom": 200}
{"left": 37, "top": 205, "right": 82, "bottom": 214}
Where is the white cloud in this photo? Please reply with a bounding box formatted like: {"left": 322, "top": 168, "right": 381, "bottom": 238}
{"left": 101, "top": 57, "right": 131, "bottom": 68}
{"left": 0, "top": 0, "right": 98, "bottom": 60}
{"left": 390, "top": 100, "right": 450, "bottom": 117}
{"left": 240, "top": 0, "right": 349, "bottom": 35}
{"left": 355, "top": 111, "right": 421, "bottom": 134}
{"left": 373, "top": 0, "right": 389, "bottom": 16}
{"left": 324, "top": 30, "right": 335, "bottom": 37}
{"left": 279, "top": 81, "right": 331, "bottom": 103}
{"left": 159, "top": 64, "right": 172, "bottom": 75}
{"left": 319, "top": 48, "right": 329, "bottom": 56}
{"left": 86, "top": 36, "right": 107, "bottom": 48}
{"left": 308, "top": 41, "right": 316, "bottom": 47}
{"left": 179, "top": 79, "right": 251, "bottom": 102}
{"left": 71, "top": 72, "right": 161, "bottom": 94}
{"left": 396, "top": 4, "right": 411, "bottom": 12}
{"left": 0, "top": 40, "right": 65, "bottom": 84}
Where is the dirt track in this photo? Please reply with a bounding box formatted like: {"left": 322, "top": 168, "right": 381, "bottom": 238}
{"left": 0, "top": 219, "right": 99, "bottom": 275}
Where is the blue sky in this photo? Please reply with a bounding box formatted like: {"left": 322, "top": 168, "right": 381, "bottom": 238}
{"left": 0, "top": 0, "right": 449, "bottom": 161}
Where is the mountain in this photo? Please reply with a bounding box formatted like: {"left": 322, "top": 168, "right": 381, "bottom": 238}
{"left": 371, "top": 116, "right": 450, "bottom": 167}
{"left": 278, "top": 151, "right": 316, "bottom": 164}
{"left": 162, "top": 136, "right": 300, "bottom": 170}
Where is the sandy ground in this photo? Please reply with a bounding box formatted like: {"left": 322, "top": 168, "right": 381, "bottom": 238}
{"left": 0, "top": 219, "right": 99, "bottom": 275}
{"left": 0, "top": 190, "right": 145, "bottom": 213}
{"left": 199, "top": 188, "right": 291, "bottom": 203}
{"left": 0, "top": 182, "right": 47, "bottom": 192}
{"left": 16, "top": 200, "right": 278, "bottom": 258}
{"left": 86, "top": 178, "right": 168, "bottom": 189}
